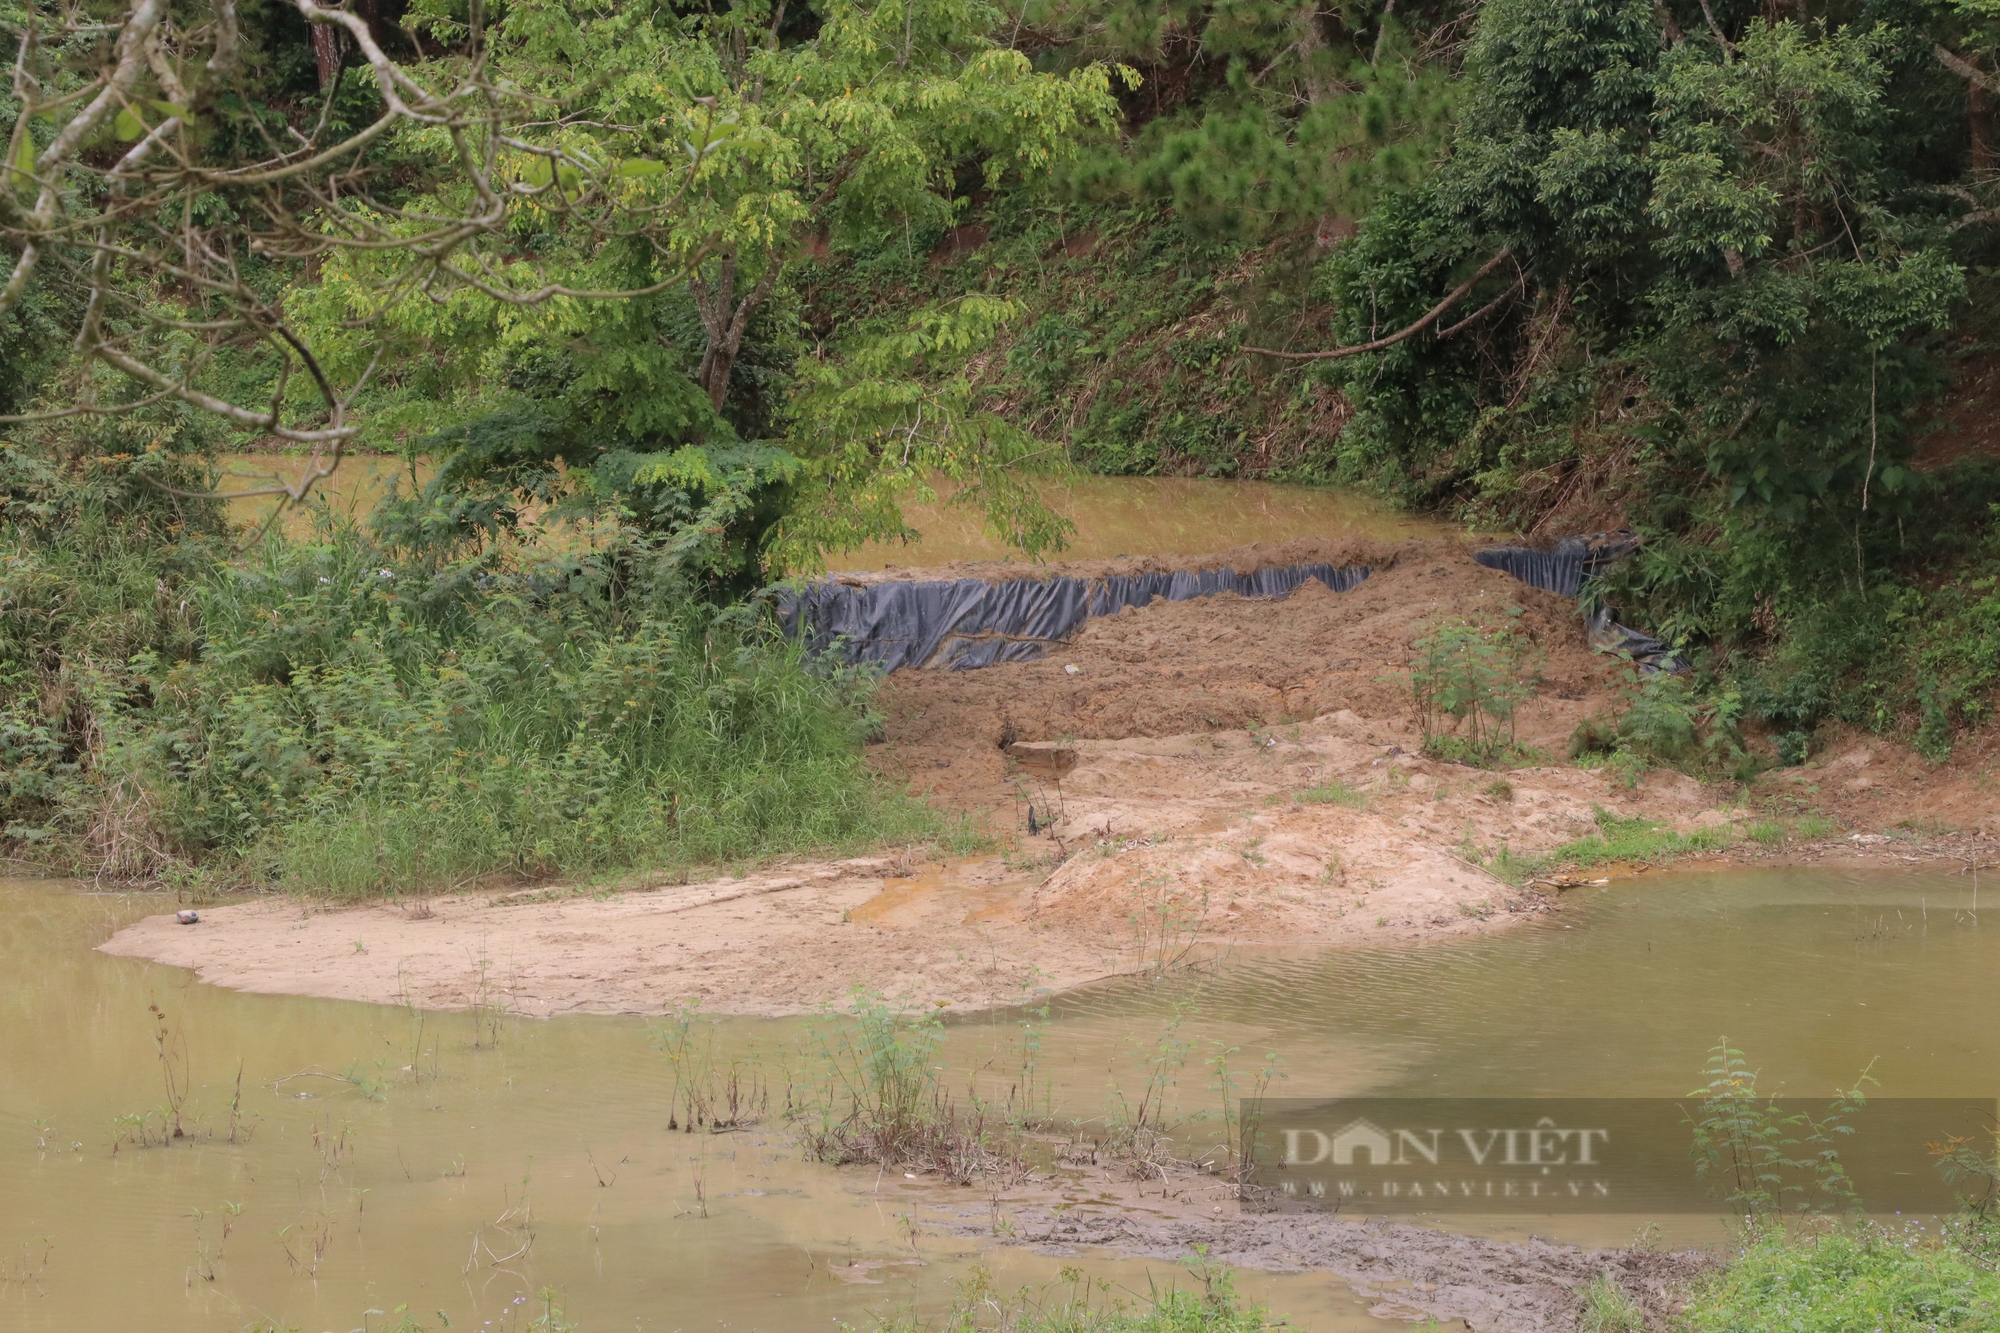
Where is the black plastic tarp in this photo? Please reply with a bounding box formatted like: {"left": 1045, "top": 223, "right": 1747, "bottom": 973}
{"left": 777, "top": 563, "right": 1370, "bottom": 673}
{"left": 1470, "top": 533, "right": 1639, "bottom": 598}
{"left": 1473, "top": 534, "right": 1685, "bottom": 672}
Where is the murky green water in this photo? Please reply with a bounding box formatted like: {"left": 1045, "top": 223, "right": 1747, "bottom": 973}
{"left": 0, "top": 882, "right": 1380, "bottom": 1333}
{"left": 215, "top": 458, "right": 1462, "bottom": 562}
{"left": 3, "top": 866, "right": 1990, "bottom": 1330}
{"left": 838, "top": 474, "right": 1463, "bottom": 569}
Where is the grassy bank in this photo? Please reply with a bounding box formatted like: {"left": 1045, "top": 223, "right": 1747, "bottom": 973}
{"left": 0, "top": 442, "right": 944, "bottom": 896}
{"left": 1681, "top": 1224, "right": 2000, "bottom": 1333}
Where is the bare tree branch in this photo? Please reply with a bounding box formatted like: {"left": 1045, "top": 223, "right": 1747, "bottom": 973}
{"left": 1936, "top": 44, "right": 1999, "bottom": 96}
{"left": 1243, "top": 249, "right": 1516, "bottom": 361}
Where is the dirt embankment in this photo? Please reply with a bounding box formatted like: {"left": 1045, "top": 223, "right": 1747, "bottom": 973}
{"left": 103, "top": 537, "right": 1999, "bottom": 1017}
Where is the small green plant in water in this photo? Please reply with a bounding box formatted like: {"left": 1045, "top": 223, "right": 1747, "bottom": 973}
{"left": 794, "top": 990, "right": 1008, "bottom": 1183}
{"left": 1687, "top": 1040, "right": 1873, "bottom": 1218}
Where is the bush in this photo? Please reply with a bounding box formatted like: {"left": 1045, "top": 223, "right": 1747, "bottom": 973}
{"left": 1409, "top": 613, "right": 1540, "bottom": 765}
{"left": 1680, "top": 1226, "right": 2000, "bottom": 1333}
{"left": 2, "top": 439, "right": 942, "bottom": 893}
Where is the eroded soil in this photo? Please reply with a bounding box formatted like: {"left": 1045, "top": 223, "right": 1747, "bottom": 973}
{"left": 103, "top": 537, "right": 2000, "bottom": 1017}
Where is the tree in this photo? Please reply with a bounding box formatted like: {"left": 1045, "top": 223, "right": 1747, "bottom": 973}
{"left": 2, "top": 0, "right": 1121, "bottom": 554}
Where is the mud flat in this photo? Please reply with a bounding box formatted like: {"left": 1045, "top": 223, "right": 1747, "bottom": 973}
{"left": 103, "top": 537, "right": 2000, "bottom": 1016}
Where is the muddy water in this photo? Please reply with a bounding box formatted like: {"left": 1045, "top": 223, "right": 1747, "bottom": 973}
{"left": 217, "top": 453, "right": 430, "bottom": 537}
{"left": 1002, "top": 864, "right": 1996, "bottom": 1245}
{"left": 0, "top": 880, "right": 1385, "bottom": 1333}
{"left": 213, "top": 456, "right": 1462, "bottom": 559}
{"left": 7, "top": 866, "right": 1989, "bottom": 1329}
{"left": 839, "top": 475, "right": 1463, "bottom": 569}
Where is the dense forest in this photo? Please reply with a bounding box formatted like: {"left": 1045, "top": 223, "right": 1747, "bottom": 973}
{"left": 2, "top": 0, "right": 1998, "bottom": 887}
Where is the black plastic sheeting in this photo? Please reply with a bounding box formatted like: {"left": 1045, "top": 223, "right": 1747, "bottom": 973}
{"left": 1473, "top": 533, "right": 1686, "bottom": 672}
{"left": 777, "top": 563, "right": 1371, "bottom": 673}
{"left": 1471, "top": 533, "right": 1638, "bottom": 599}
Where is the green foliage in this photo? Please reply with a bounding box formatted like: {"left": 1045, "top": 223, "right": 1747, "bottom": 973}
{"left": 1680, "top": 1225, "right": 2000, "bottom": 1333}
{"left": 1576, "top": 665, "right": 1750, "bottom": 784}
{"left": 1732, "top": 503, "right": 2000, "bottom": 758}
{"left": 1034, "top": 0, "right": 1461, "bottom": 240}
{"left": 1271, "top": 0, "right": 2000, "bottom": 751}
{"left": 280, "top": 0, "right": 1127, "bottom": 570}
{"left": 1491, "top": 804, "right": 1733, "bottom": 881}
{"left": 0, "top": 418, "right": 227, "bottom": 855}
{"left": 1574, "top": 1274, "right": 1645, "bottom": 1333}
{"left": 172, "top": 524, "right": 934, "bottom": 896}
{"left": 1409, "top": 612, "right": 1539, "bottom": 762}
{"left": 0, "top": 430, "right": 941, "bottom": 891}
{"left": 795, "top": 989, "right": 972, "bottom": 1174}
{"left": 774, "top": 295, "right": 1077, "bottom": 566}
{"left": 1298, "top": 778, "right": 1368, "bottom": 808}
{"left": 1687, "top": 1040, "right": 1872, "bottom": 1218}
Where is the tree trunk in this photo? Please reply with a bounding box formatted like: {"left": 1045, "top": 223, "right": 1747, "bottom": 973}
{"left": 1974, "top": 82, "right": 1993, "bottom": 175}
{"left": 692, "top": 251, "right": 784, "bottom": 414}
{"left": 311, "top": 25, "right": 342, "bottom": 90}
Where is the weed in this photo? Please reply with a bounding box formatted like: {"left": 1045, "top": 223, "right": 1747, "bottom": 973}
{"left": 0, "top": 1236, "right": 53, "bottom": 1294}
{"left": 1679, "top": 1224, "right": 2000, "bottom": 1333}
{"left": 793, "top": 991, "right": 1015, "bottom": 1183}
{"left": 1746, "top": 819, "right": 1787, "bottom": 846}
{"left": 1483, "top": 779, "right": 1514, "bottom": 801}
{"left": 1299, "top": 779, "right": 1368, "bottom": 808}
{"left": 467, "top": 947, "right": 511, "bottom": 1050}
{"left": 1495, "top": 806, "right": 1734, "bottom": 882}
{"left": 1576, "top": 1274, "right": 1647, "bottom": 1333}
{"left": 188, "top": 1200, "right": 242, "bottom": 1283}
{"left": 1206, "top": 1044, "right": 1283, "bottom": 1192}
{"left": 1688, "top": 1040, "right": 1872, "bottom": 1217}
{"left": 873, "top": 1253, "right": 1269, "bottom": 1332}
{"left": 277, "top": 1207, "right": 334, "bottom": 1278}
{"left": 310, "top": 1114, "right": 353, "bottom": 1184}
{"left": 1129, "top": 894, "right": 1209, "bottom": 980}
{"left": 466, "top": 1167, "right": 538, "bottom": 1271}
{"left": 1582, "top": 667, "right": 1753, "bottom": 785}
{"left": 653, "top": 1006, "right": 770, "bottom": 1132}
{"left": 149, "top": 1004, "right": 192, "bottom": 1141}
{"left": 1409, "top": 613, "right": 1540, "bottom": 764}
{"left": 1, "top": 483, "right": 948, "bottom": 892}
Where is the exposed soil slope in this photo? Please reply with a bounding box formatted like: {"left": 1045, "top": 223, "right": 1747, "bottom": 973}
{"left": 104, "top": 537, "right": 1999, "bottom": 1017}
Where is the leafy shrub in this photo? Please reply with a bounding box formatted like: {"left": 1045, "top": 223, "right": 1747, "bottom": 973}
{"left": 1409, "top": 613, "right": 1540, "bottom": 764}
{"left": 2, "top": 436, "right": 942, "bottom": 892}
{"left": 1600, "top": 667, "right": 1751, "bottom": 784}
{"left": 1688, "top": 1041, "right": 1869, "bottom": 1218}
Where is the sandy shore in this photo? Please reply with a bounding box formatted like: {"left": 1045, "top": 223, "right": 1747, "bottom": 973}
{"left": 101, "top": 539, "right": 2000, "bottom": 1017}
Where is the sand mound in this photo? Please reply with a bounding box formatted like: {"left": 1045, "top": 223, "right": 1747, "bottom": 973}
{"left": 873, "top": 540, "right": 1621, "bottom": 796}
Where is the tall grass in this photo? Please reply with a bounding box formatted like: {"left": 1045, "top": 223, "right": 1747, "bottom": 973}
{"left": 170, "top": 527, "right": 941, "bottom": 896}
{"left": 3, "top": 439, "right": 944, "bottom": 894}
